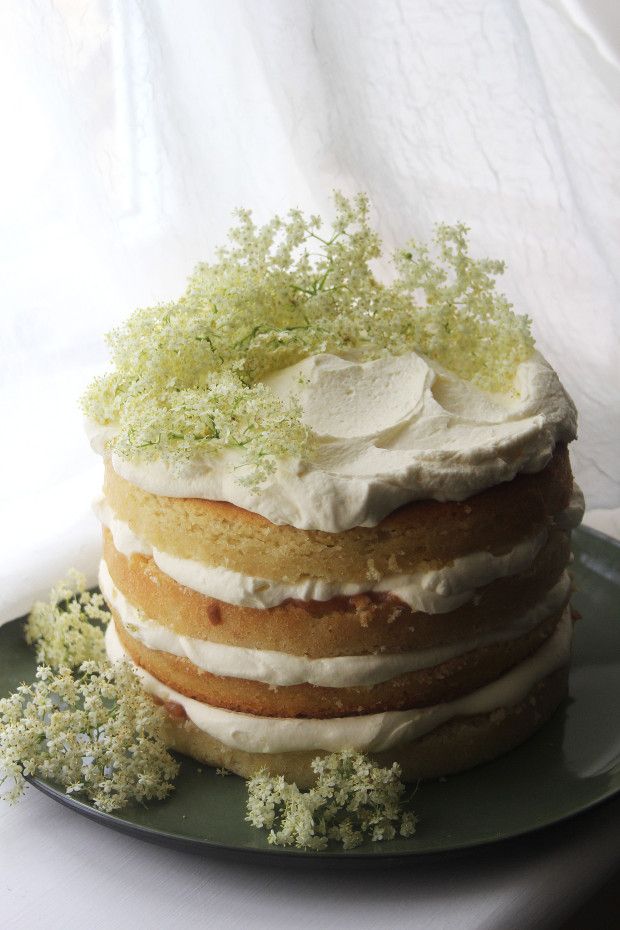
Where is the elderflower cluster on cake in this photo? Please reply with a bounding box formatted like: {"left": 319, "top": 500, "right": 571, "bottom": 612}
{"left": 85, "top": 193, "right": 584, "bottom": 786}
{"left": 82, "top": 194, "right": 533, "bottom": 487}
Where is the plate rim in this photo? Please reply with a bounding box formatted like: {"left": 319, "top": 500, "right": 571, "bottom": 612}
{"left": 26, "top": 763, "right": 620, "bottom": 864}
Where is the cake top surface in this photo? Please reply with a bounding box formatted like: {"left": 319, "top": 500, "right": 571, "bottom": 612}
{"left": 84, "top": 193, "right": 577, "bottom": 531}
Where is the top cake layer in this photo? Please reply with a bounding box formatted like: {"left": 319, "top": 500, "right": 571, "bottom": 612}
{"left": 83, "top": 196, "right": 577, "bottom": 532}
{"left": 88, "top": 349, "right": 576, "bottom": 532}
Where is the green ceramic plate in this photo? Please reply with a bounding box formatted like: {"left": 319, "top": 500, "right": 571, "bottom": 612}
{"left": 1, "top": 526, "right": 619, "bottom": 862}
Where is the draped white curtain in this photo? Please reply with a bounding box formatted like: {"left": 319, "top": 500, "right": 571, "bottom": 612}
{"left": 1, "top": 0, "right": 619, "bottom": 621}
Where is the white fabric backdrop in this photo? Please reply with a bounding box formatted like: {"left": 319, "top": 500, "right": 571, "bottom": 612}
{"left": 1, "top": 0, "right": 619, "bottom": 622}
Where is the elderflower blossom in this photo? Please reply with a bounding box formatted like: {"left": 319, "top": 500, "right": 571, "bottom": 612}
{"left": 245, "top": 750, "right": 418, "bottom": 850}
{"left": 25, "top": 569, "right": 110, "bottom": 668}
{"left": 1, "top": 573, "right": 179, "bottom": 811}
{"left": 0, "top": 663, "right": 178, "bottom": 811}
{"left": 83, "top": 193, "right": 533, "bottom": 485}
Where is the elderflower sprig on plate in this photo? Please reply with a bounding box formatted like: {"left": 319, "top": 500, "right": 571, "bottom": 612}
{"left": 25, "top": 569, "right": 109, "bottom": 668}
{"left": 0, "top": 663, "right": 179, "bottom": 811}
{"left": 246, "top": 750, "right": 418, "bottom": 850}
{"left": 0, "top": 573, "right": 179, "bottom": 811}
{"left": 83, "top": 193, "right": 533, "bottom": 486}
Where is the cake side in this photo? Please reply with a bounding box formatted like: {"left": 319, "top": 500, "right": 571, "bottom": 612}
{"left": 159, "top": 668, "right": 570, "bottom": 787}
{"left": 85, "top": 199, "right": 583, "bottom": 783}
{"left": 97, "top": 445, "right": 582, "bottom": 781}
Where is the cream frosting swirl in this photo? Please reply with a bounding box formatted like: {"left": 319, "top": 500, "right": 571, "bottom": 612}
{"left": 87, "top": 349, "right": 577, "bottom": 533}
{"left": 104, "top": 610, "right": 573, "bottom": 753}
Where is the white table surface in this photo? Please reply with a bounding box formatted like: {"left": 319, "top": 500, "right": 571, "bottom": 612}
{"left": 1, "top": 513, "right": 619, "bottom": 930}
{"left": 0, "top": 787, "right": 619, "bottom": 930}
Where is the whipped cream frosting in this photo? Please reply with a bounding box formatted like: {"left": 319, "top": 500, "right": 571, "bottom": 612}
{"left": 100, "top": 559, "right": 570, "bottom": 688}
{"left": 105, "top": 608, "right": 573, "bottom": 753}
{"left": 94, "top": 498, "right": 547, "bottom": 613}
{"left": 88, "top": 350, "right": 577, "bottom": 532}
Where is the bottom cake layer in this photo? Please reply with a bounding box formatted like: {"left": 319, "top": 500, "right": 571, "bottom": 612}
{"left": 163, "top": 667, "right": 568, "bottom": 786}
{"left": 105, "top": 614, "right": 572, "bottom": 785}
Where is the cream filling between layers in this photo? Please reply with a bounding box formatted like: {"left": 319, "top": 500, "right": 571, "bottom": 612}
{"left": 104, "top": 610, "right": 573, "bottom": 753}
{"left": 94, "top": 498, "right": 548, "bottom": 613}
{"left": 100, "top": 559, "right": 570, "bottom": 688}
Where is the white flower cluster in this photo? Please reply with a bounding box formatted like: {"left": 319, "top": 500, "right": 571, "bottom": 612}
{"left": 83, "top": 193, "right": 533, "bottom": 486}
{"left": 25, "top": 569, "right": 109, "bottom": 668}
{"left": 0, "top": 573, "right": 179, "bottom": 811}
{"left": 246, "top": 750, "right": 418, "bottom": 850}
{"left": 0, "top": 663, "right": 179, "bottom": 811}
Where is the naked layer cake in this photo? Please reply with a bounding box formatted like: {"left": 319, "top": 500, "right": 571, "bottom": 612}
{"left": 85, "top": 197, "right": 583, "bottom": 785}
